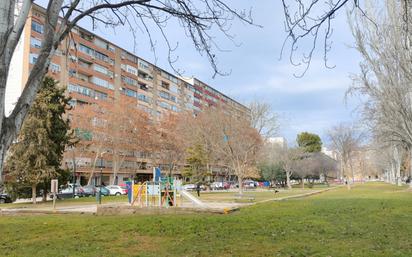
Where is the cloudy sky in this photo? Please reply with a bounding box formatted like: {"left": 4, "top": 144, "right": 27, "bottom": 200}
{"left": 41, "top": 1, "right": 363, "bottom": 146}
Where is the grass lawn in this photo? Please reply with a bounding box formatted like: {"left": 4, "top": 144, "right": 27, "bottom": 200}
{"left": 0, "top": 195, "right": 128, "bottom": 209}
{"left": 195, "top": 186, "right": 329, "bottom": 203}
{"left": 1, "top": 183, "right": 412, "bottom": 257}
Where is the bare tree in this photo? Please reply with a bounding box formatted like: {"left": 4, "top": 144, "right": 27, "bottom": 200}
{"left": 328, "top": 123, "right": 363, "bottom": 187}
{"left": 249, "top": 100, "right": 279, "bottom": 140}
{"left": 276, "top": 147, "right": 304, "bottom": 189}
{"left": 193, "top": 106, "right": 263, "bottom": 194}
{"left": 347, "top": 1, "right": 412, "bottom": 187}
{"left": 0, "top": 1, "right": 254, "bottom": 184}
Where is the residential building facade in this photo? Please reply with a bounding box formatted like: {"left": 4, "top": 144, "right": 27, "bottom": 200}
{"left": 7, "top": 4, "right": 250, "bottom": 185}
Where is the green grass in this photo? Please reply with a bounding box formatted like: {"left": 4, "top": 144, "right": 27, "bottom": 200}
{"left": 1, "top": 183, "right": 412, "bottom": 257}
{"left": 195, "top": 187, "right": 326, "bottom": 203}
{"left": 0, "top": 195, "right": 128, "bottom": 209}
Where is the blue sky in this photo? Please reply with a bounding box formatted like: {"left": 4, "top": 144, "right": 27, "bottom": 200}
{"left": 41, "top": 1, "right": 362, "bottom": 146}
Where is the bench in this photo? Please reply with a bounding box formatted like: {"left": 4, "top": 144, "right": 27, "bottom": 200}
{"left": 234, "top": 194, "right": 255, "bottom": 203}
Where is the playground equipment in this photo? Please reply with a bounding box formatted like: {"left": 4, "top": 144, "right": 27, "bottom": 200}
{"left": 127, "top": 168, "right": 206, "bottom": 208}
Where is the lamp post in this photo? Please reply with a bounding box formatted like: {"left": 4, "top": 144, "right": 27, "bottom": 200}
{"left": 98, "top": 152, "right": 107, "bottom": 205}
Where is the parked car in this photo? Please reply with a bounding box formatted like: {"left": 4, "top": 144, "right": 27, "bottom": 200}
{"left": 57, "top": 184, "right": 85, "bottom": 199}
{"left": 96, "top": 186, "right": 110, "bottom": 196}
{"left": 106, "top": 185, "right": 127, "bottom": 196}
{"left": 182, "top": 184, "right": 196, "bottom": 191}
{"left": 0, "top": 193, "right": 13, "bottom": 204}
{"left": 211, "top": 182, "right": 224, "bottom": 190}
{"left": 82, "top": 185, "right": 97, "bottom": 197}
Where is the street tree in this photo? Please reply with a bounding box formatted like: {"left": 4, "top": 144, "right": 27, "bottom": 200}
{"left": 0, "top": 1, "right": 255, "bottom": 184}
{"left": 6, "top": 77, "right": 72, "bottom": 203}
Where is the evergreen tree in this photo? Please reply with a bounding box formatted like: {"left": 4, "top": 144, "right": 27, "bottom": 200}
{"left": 297, "top": 132, "right": 322, "bottom": 153}
{"left": 6, "top": 77, "right": 72, "bottom": 203}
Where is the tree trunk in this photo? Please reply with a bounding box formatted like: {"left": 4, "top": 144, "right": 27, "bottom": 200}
{"left": 238, "top": 176, "right": 243, "bottom": 195}
{"left": 32, "top": 184, "right": 37, "bottom": 204}
{"left": 409, "top": 149, "right": 412, "bottom": 188}
{"left": 301, "top": 178, "right": 304, "bottom": 189}
{"left": 286, "top": 171, "right": 291, "bottom": 189}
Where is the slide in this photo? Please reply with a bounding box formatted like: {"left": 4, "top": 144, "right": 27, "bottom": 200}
{"left": 180, "top": 190, "right": 206, "bottom": 207}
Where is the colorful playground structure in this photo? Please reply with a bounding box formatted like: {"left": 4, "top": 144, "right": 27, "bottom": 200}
{"left": 126, "top": 168, "right": 205, "bottom": 208}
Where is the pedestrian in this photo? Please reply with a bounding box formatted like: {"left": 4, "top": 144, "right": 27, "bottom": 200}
{"left": 196, "top": 183, "right": 201, "bottom": 197}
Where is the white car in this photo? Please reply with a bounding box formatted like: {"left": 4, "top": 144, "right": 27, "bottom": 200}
{"left": 106, "top": 185, "right": 127, "bottom": 196}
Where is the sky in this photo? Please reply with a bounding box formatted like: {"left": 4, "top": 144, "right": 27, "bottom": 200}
{"left": 34, "top": 0, "right": 363, "bottom": 147}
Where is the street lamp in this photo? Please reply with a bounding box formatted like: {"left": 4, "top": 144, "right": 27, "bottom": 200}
{"left": 98, "top": 152, "right": 107, "bottom": 204}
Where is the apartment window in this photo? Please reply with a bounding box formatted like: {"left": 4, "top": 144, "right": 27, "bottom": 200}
{"left": 126, "top": 65, "right": 138, "bottom": 76}
{"left": 170, "top": 95, "right": 176, "bottom": 103}
{"left": 79, "top": 44, "right": 94, "bottom": 56}
{"left": 68, "top": 84, "right": 93, "bottom": 97}
{"left": 80, "top": 31, "right": 94, "bottom": 41}
{"left": 31, "top": 21, "right": 44, "bottom": 34}
{"left": 159, "top": 101, "right": 170, "bottom": 110}
{"left": 125, "top": 88, "right": 138, "bottom": 98}
{"left": 78, "top": 59, "right": 90, "bottom": 68}
{"left": 170, "top": 84, "right": 179, "bottom": 94}
{"left": 138, "top": 71, "right": 153, "bottom": 81}
{"left": 139, "top": 83, "right": 148, "bottom": 91}
{"left": 138, "top": 60, "right": 150, "bottom": 70}
{"left": 91, "top": 77, "right": 114, "bottom": 90}
{"left": 121, "top": 75, "right": 138, "bottom": 86}
{"left": 159, "top": 91, "right": 170, "bottom": 100}
{"left": 138, "top": 94, "right": 152, "bottom": 103}
{"left": 94, "top": 50, "right": 109, "bottom": 62}
{"left": 30, "top": 37, "right": 42, "bottom": 48}
{"left": 93, "top": 64, "right": 112, "bottom": 77}
{"left": 29, "top": 53, "right": 38, "bottom": 64}
{"left": 161, "top": 81, "right": 170, "bottom": 90}
{"left": 50, "top": 63, "right": 61, "bottom": 73}
{"left": 94, "top": 38, "right": 108, "bottom": 49}
{"left": 171, "top": 105, "right": 179, "bottom": 112}
{"left": 95, "top": 90, "right": 108, "bottom": 100}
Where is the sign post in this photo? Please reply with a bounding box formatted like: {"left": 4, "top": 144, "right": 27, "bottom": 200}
{"left": 51, "top": 179, "right": 58, "bottom": 211}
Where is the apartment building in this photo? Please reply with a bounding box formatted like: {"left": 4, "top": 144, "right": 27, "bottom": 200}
{"left": 7, "top": 4, "right": 250, "bottom": 185}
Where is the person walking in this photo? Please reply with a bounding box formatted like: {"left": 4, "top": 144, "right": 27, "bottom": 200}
{"left": 196, "top": 183, "right": 201, "bottom": 197}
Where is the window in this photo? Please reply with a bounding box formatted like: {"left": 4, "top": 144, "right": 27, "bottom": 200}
{"left": 94, "top": 38, "right": 108, "bottom": 49}
{"left": 95, "top": 90, "right": 108, "bottom": 100}
{"left": 29, "top": 53, "right": 38, "bottom": 64}
{"left": 79, "top": 44, "right": 94, "bottom": 56}
{"left": 68, "top": 84, "right": 93, "bottom": 97}
{"left": 121, "top": 76, "right": 138, "bottom": 86}
{"left": 139, "top": 83, "right": 149, "bottom": 91}
{"left": 138, "top": 71, "right": 153, "bottom": 81}
{"left": 138, "top": 94, "right": 152, "bottom": 103}
{"left": 122, "top": 64, "right": 138, "bottom": 76}
{"left": 31, "top": 21, "right": 43, "bottom": 34}
{"left": 93, "top": 64, "right": 113, "bottom": 77}
{"left": 68, "top": 84, "right": 107, "bottom": 100}
{"left": 171, "top": 105, "right": 179, "bottom": 112}
{"left": 161, "top": 81, "right": 170, "bottom": 90}
{"left": 125, "top": 88, "right": 138, "bottom": 98}
{"left": 50, "top": 63, "right": 60, "bottom": 73}
{"left": 138, "top": 60, "right": 150, "bottom": 70}
{"left": 170, "top": 84, "right": 179, "bottom": 94}
{"left": 159, "top": 91, "right": 170, "bottom": 100}
{"left": 159, "top": 101, "right": 170, "bottom": 110}
{"left": 91, "top": 77, "right": 114, "bottom": 90}
{"left": 30, "top": 37, "right": 41, "bottom": 48}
